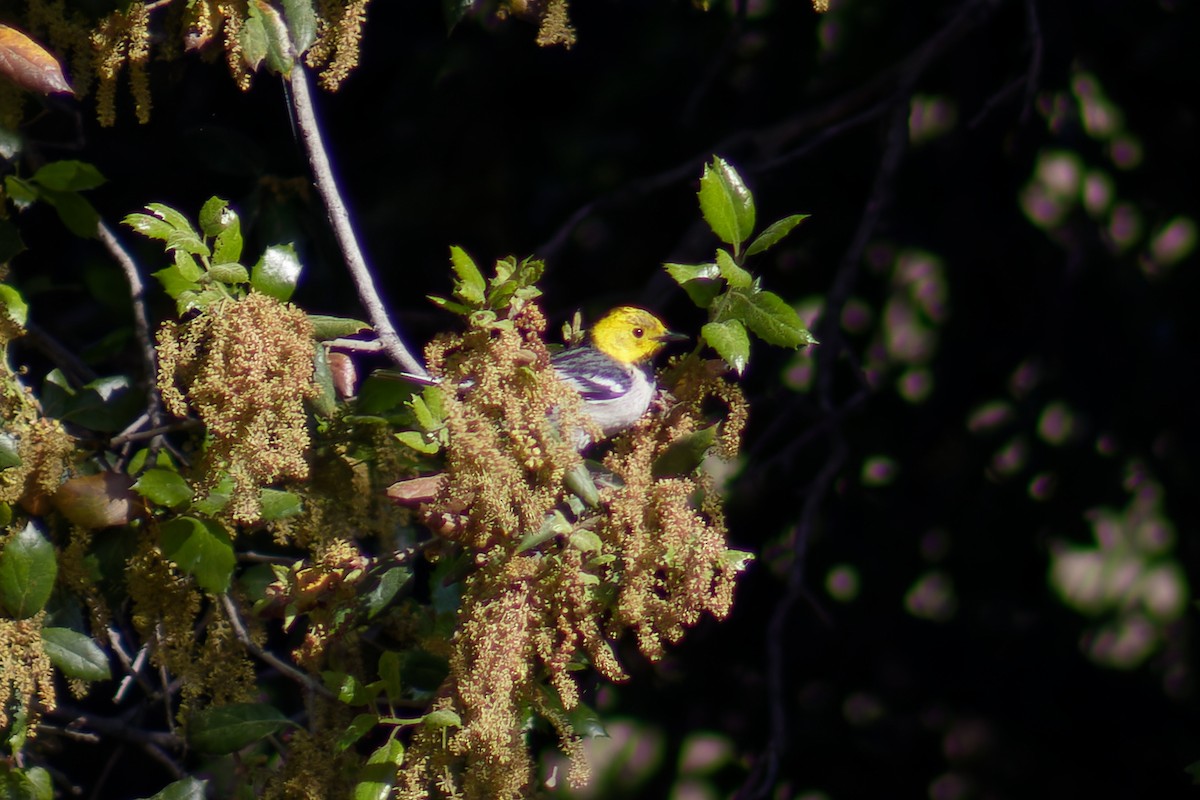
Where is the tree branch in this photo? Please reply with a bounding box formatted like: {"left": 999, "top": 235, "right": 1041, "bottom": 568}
{"left": 284, "top": 59, "right": 429, "bottom": 379}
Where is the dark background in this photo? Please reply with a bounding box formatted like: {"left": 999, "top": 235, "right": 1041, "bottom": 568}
{"left": 6, "top": 0, "right": 1199, "bottom": 797}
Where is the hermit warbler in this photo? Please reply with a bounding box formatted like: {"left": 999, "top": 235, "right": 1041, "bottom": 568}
{"left": 553, "top": 306, "right": 686, "bottom": 448}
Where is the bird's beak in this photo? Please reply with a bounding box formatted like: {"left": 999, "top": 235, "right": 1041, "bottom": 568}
{"left": 656, "top": 331, "right": 689, "bottom": 344}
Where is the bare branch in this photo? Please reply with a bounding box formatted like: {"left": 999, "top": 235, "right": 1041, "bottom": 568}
{"left": 284, "top": 59, "right": 429, "bottom": 379}
{"left": 220, "top": 593, "right": 335, "bottom": 700}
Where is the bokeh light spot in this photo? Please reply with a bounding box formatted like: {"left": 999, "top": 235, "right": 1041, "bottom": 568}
{"left": 1037, "top": 400, "right": 1075, "bottom": 445}
{"left": 966, "top": 399, "right": 1013, "bottom": 434}
{"left": 861, "top": 454, "right": 898, "bottom": 486}
{"left": 905, "top": 570, "right": 957, "bottom": 621}
{"left": 825, "top": 564, "right": 860, "bottom": 602}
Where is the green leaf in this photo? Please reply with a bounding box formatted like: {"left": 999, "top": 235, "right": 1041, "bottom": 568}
{"left": 449, "top": 246, "right": 486, "bottom": 306}
{"left": 152, "top": 265, "right": 199, "bottom": 300}
{"left": 208, "top": 262, "right": 250, "bottom": 285}
{"left": 378, "top": 649, "right": 403, "bottom": 700}
{"left": 702, "top": 319, "right": 751, "bottom": 376}
{"left": 198, "top": 197, "right": 232, "bottom": 237}
{"left": 653, "top": 424, "right": 720, "bottom": 477}
{"left": 188, "top": 703, "right": 290, "bottom": 754}
{"left": 174, "top": 249, "right": 205, "bottom": 282}
{"left": 192, "top": 475, "right": 234, "bottom": 516}
{"left": 41, "top": 188, "right": 99, "bottom": 238}
{"left": 745, "top": 213, "right": 809, "bottom": 257}
{"left": 31, "top": 160, "right": 106, "bottom": 192}
{"left": 0, "top": 432, "right": 20, "bottom": 470}
{"left": 25, "top": 767, "right": 51, "bottom": 800}
{"left": 715, "top": 248, "right": 753, "bottom": 289}
{"left": 336, "top": 713, "right": 379, "bottom": 752}
{"left": 0, "top": 765, "right": 51, "bottom": 800}
{"left": 0, "top": 218, "right": 26, "bottom": 262}
{"left": 364, "top": 567, "right": 411, "bottom": 619}
{"left": 0, "top": 521, "right": 58, "bottom": 619}
{"left": 309, "top": 314, "right": 371, "bottom": 340}
{"left": 124, "top": 212, "right": 176, "bottom": 242}
{"left": 41, "top": 627, "right": 112, "bottom": 681}
{"left": 664, "top": 261, "right": 720, "bottom": 285}
{"left": 395, "top": 430, "right": 440, "bottom": 455}
{"left": 251, "top": 243, "right": 302, "bottom": 301}
{"left": 4, "top": 175, "right": 38, "bottom": 208}
{"left": 0, "top": 284, "right": 27, "bottom": 328}
{"left": 135, "top": 776, "right": 209, "bottom": 800}
{"left": 240, "top": 8, "right": 269, "bottom": 72}
{"left": 133, "top": 468, "right": 194, "bottom": 510}
{"left": 159, "top": 517, "right": 236, "bottom": 594}
{"left": 143, "top": 203, "right": 198, "bottom": 237}
{"left": 426, "top": 295, "right": 473, "bottom": 316}
{"left": 725, "top": 288, "right": 817, "bottom": 348}
{"left": 262, "top": 2, "right": 296, "bottom": 75}
{"left": 567, "top": 699, "right": 607, "bottom": 739}
{"left": 354, "top": 738, "right": 405, "bottom": 800}
{"left": 259, "top": 488, "right": 302, "bottom": 521}
{"left": 282, "top": 0, "right": 318, "bottom": 55}
{"left": 423, "top": 708, "right": 462, "bottom": 730}
{"left": 51, "top": 374, "right": 138, "bottom": 432}
{"left": 698, "top": 156, "right": 756, "bottom": 252}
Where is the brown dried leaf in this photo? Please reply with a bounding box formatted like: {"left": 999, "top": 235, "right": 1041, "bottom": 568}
{"left": 54, "top": 473, "right": 142, "bottom": 529}
{"left": 386, "top": 474, "right": 446, "bottom": 505}
{"left": 0, "top": 24, "right": 73, "bottom": 95}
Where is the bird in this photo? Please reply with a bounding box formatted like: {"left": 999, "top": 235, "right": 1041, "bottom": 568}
{"left": 551, "top": 306, "right": 686, "bottom": 449}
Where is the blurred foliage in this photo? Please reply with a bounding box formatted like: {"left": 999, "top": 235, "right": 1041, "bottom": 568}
{"left": 0, "top": 0, "right": 1198, "bottom": 798}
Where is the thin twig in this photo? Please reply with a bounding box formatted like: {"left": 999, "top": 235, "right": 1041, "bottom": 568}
{"left": 220, "top": 593, "right": 335, "bottom": 700}
{"left": 97, "top": 221, "right": 160, "bottom": 416}
{"left": 284, "top": 56, "right": 428, "bottom": 378}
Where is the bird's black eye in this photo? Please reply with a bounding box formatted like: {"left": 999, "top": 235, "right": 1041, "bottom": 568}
{"left": 632, "top": 327, "right": 645, "bottom": 338}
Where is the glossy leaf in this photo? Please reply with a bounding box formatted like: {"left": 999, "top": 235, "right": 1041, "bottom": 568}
{"left": 41, "top": 627, "right": 112, "bottom": 681}
{"left": 715, "top": 248, "right": 753, "bottom": 289}
{"left": 698, "top": 156, "right": 755, "bottom": 251}
{"left": 725, "top": 288, "right": 817, "bottom": 348}
{"left": 188, "top": 703, "right": 290, "bottom": 754}
{"left": 449, "top": 245, "right": 486, "bottom": 306}
{"left": 354, "top": 738, "right": 405, "bottom": 800}
{"left": 0, "top": 521, "right": 58, "bottom": 619}
{"left": 702, "top": 319, "right": 751, "bottom": 376}
{"left": 664, "top": 261, "right": 720, "bottom": 284}
{"left": 745, "top": 213, "right": 809, "bottom": 257}
{"left": 31, "top": 160, "right": 105, "bottom": 192}
{"left": 251, "top": 243, "right": 302, "bottom": 301}
{"left": 282, "top": 0, "right": 318, "bottom": 55}
{"left": 135, "top": 777, "right": 209, "bottom": 800}
{"left": 160, "top": 517, "right": 236, "bottom": 594}
{"left": 0, "top": 23, "right": 72, "bottom": 95}
{"left": 133, "top": 468, "right": 194, "bottom": 510}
